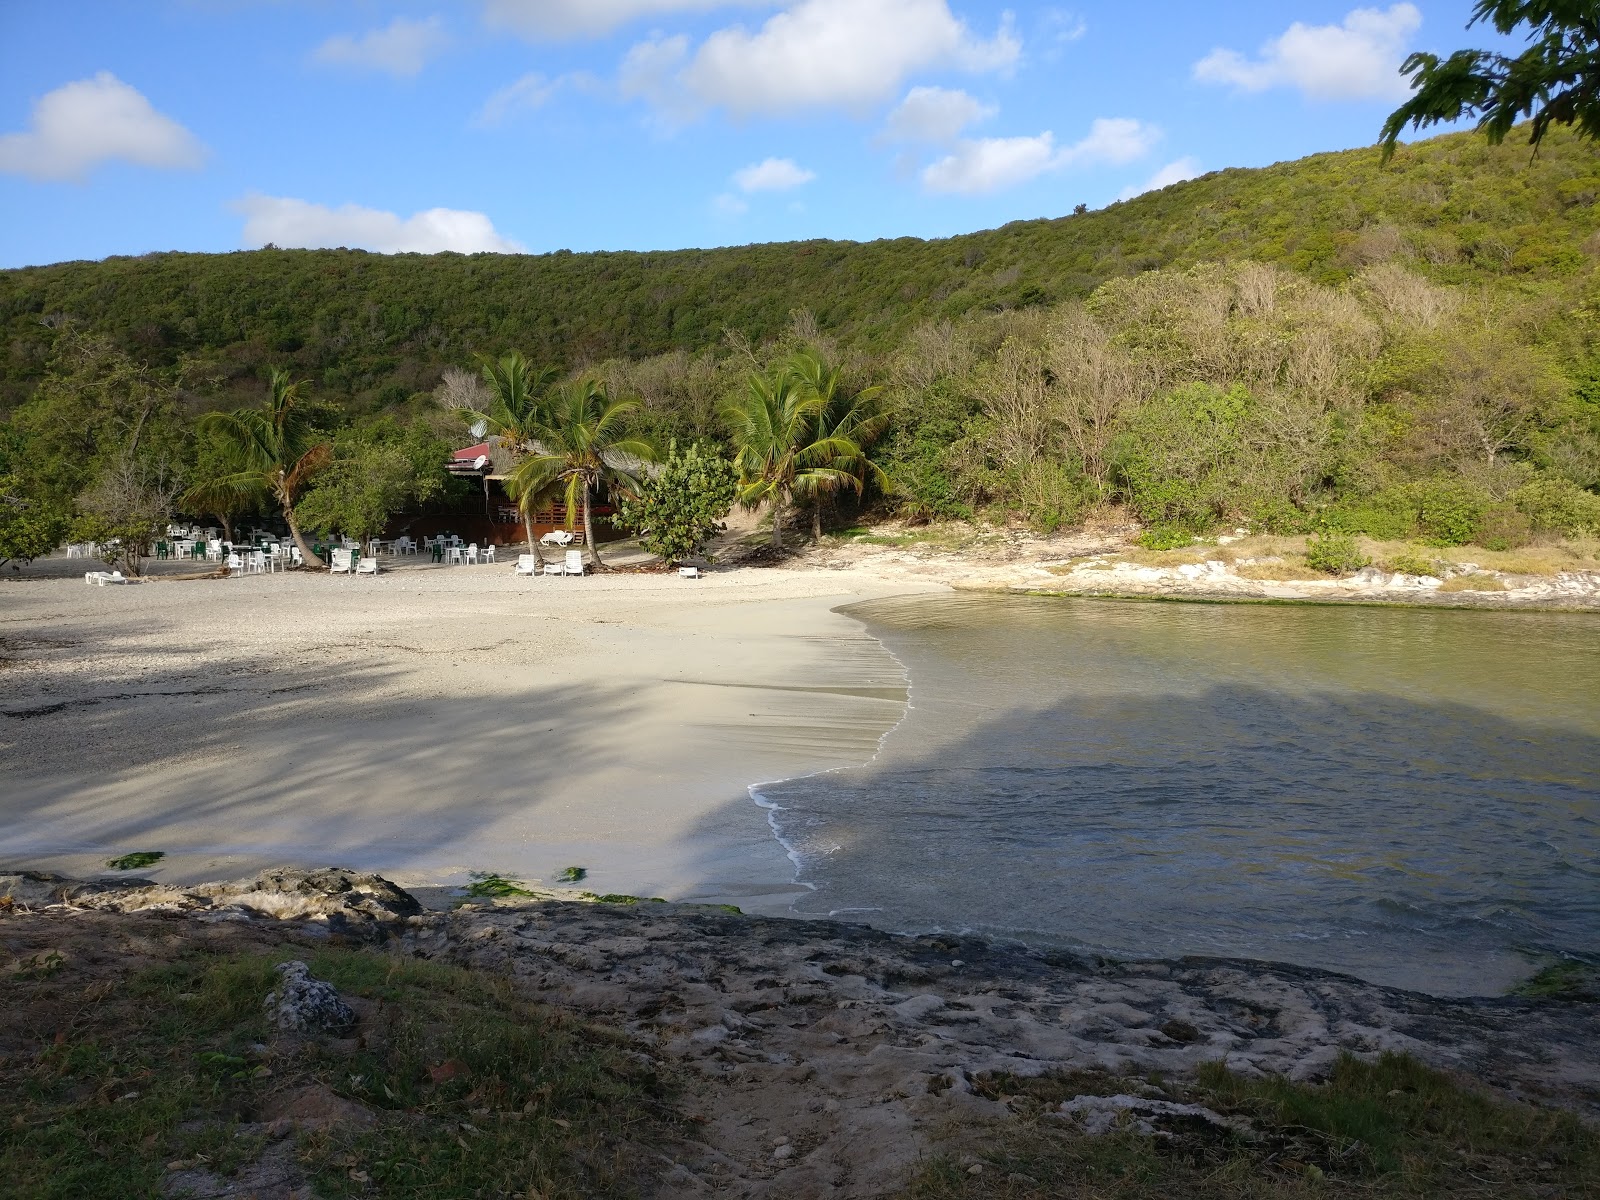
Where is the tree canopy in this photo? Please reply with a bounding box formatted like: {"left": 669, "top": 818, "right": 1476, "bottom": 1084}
{"left": 1381, "top": 1, "right": 1600, "bottom": 158}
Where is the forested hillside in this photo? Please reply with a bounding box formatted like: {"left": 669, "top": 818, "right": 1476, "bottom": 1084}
{"left": 3, "top": 126, "right": 1598, "bottom": 569}
{"left": 2, "top": 127, "right": 1597, "bottom": 415}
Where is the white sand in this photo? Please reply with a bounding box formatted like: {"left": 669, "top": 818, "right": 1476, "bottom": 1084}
{"left": 1, "top": 557, "right": 943, "bottom": 913}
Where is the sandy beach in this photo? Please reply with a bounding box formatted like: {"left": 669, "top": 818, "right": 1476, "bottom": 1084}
{"left": 1, "top": 553, "right": 941, "bottom": 912}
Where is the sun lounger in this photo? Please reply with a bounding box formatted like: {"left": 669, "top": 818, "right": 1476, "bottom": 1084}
{"left": 678, "top": 566, "right": 701, "bottom": 579}
{"left": 330, "top": 548, "right": 354, "bottom": 574}
{"left": 540, "top": 530, "right": 575, "bottom": 546}
{"left": 564, "top": 550, "right": 585, "bottom": 576}
{"left": 355, "top": 556, "right": 378, "bottom": 576}
{"left": 84, "top": 570, "right": 127, "bottom": 585}
{"left": 514, "top": 554, "right": 539, "bottom": 576}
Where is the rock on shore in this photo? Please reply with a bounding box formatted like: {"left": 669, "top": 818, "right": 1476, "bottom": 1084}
{"left": 4, "top": 867, "right": 1596, "bottom": 1199}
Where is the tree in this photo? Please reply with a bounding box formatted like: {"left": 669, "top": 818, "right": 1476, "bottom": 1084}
{"left": 504, "top": 375, "right": 655, "bottom": 569}
{"left": 1380, "top": 1, "right": 1600, "bottom": 159}
{"left": 614, "top": 441, "right": 738, "bottom": 566}
{"left": 447, "top": 352, "right": 559, "bottom": 566}
{"left": 784, "top": 348, "right": 888, "bottom": 538}
{"left": 724, "top": 368, "right": 861, "bottom": 549}
{"left": 0, "top": 475, "right": 69, "bottom": 569}
{"left": 294, "top": 425, "right": 449, "bottom": 545}
{"left": 74, "top": 455, "right": 179, "bottom": 576}
{"left": 186, "top": 369, "right": 332, "bottom": 567}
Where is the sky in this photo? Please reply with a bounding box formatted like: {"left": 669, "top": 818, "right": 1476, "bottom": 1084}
{"left": 0, "top": 1, "right": 1515, "bottom": 269}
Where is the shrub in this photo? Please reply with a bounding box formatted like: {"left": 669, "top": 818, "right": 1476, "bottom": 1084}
{"left": 613, "top": 441, "right": 738, "bottom": 565}
{"left": 1512, "top": 477, "right": 1600, "bottom": 536}
{"left": 1137, "top": 525, "right": 1196, "bottom": 550}
{"left": 1306, "top": 532, "right": 1370, "bottom": 575}
{"left": 1384, "top": 549, "right": 1438, "bottom": 577}
{"left": 1473, "top": 504, "right": 1534, "bottom": 551}
{"left": 1411, "top": 478, "right": 1490, "bottom": 545}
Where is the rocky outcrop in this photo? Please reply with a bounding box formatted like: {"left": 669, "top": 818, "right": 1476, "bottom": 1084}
{"left": 0, "top": 867, "right": 421, "bottom": 935}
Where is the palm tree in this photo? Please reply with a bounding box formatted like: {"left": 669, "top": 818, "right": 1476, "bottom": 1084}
{"left": 724, "top": 366, "right": 862, "bottom": 549}
{"left": 504, "top": 375, "right": 655, "bottom": 570}
{"left": 450, "top": 352, "right": 560, "bottom": 566}
{"left": 785, "top": 349, "right": 889, "bottom": 539}
{"left": 186, "top": 369, "right": 331, "bottom": 566}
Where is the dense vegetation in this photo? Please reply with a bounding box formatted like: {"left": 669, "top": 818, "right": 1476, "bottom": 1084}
{"left": 2, "top": 125, "right": 1598, "bottom": 563}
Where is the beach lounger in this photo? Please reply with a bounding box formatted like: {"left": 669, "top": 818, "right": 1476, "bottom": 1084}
{"left": 514, "top": 554, "right": 539, "bottom": 576}
{"left": 355, "top": 555, "right": 378, "bottom": 576}
{"left": 564, "top": 550, "right": 585, "bottom": 576}
{"left": 330, "top": 548, "right": 354, "bottom": 574}
{"left": 539, "top": 530, "right": 575, "bottom": 546}
{"left": 84, "top": 570, "right": 127, "bottom": 585}
{"left": 678, "top": 566, "right": 701, "bottom": 579}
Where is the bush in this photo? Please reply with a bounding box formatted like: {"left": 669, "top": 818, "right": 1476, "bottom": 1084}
{"left": 1473, "top": 504, "right": 1534, "bottom": 551}
{"left": 1384, "top": 549, "right": 1438, "bottom": 577}
{"left": 1137, "top": 525, "right": 1195, "bottom": 550}
{"left": 1511, "top": 477, "right": 1600, "bottom": 536}
{"left": 1306, "top": 532, "right": 1370, "bottom": 575}
{"left": 613, "top": 441, "right": 738, "bottom": 565}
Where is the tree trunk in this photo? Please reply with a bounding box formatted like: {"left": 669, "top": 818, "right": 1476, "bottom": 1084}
{"left": 583, "top": 484, "right": 603, "bottom": 569}
{"left": 523, "top": 507, "right": 544, "bottom": 567}
{"left": 220, "top": 513, "right": 233, "bottom": 544}
{"left": 283, "top": 502, "right": 323, "bottom": 568}
{"left": 772, "top": 489, "right": 787, "bottom": 549}
{"left": 811, "top": 499, "right": 823, "bottom": 541}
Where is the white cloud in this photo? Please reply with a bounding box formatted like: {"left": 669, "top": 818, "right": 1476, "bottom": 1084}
{"left": 312, "top": 16, "right": 450, "bottom": 78}
{"left": 921, "top": 117, "right": 1158, "bottom": 195}
{"left": 1118, "top": 156, "right": 1201, "bottom": 200}
{"left": 629, "top": 0, "right": 1020, "bottom": 120}
{"left": 0, "top": 72, "right": 205, "bottom": 183}
{"left": 234, "top": 195, "right": 524, "bottom": 254}
{"left": 882, "top": 86, "right": 996, "bottom": 143}
{"left": 732, "top": 156, "right": 815, "bottom": 192}
{"left": 474, "top": 72, "right": 558, "bottom": 125}
{"left": 485, "top": 0, "right": 773, "bottom": 40}
{"left": 1193, "top": 4, "right": 1421, "bottom": 100}
{"left": 712, "top": 192, "right": 749, "bottom": 217}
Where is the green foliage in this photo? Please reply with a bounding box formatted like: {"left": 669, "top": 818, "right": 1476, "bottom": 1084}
{"left": 105, "top": 851, "right": 165, "bottom": 871}
{"left": 1384, "top": 549, "right": 1441, "bottom": 577}
{"left": 0, "top": 474, "right": 69, "bottom": 565}
{"left": 1511, "top": 475, "right": 1600, "bottom": 535}
{"left": 293, "top": 420, "right": 449, "bottom": 542}
{"left": 1136, "top": 526, "right": 1196, "bottom": 550}
{"left": 614, "top": 441, "right": 738, "bottom": 565}
{"left": 1306, "top": 532, "right": 1372, "bottom": 575}
{"left": 1380, "top": 1, "right": 1600, "bottom": 158}
{"left": 1113, "top": 383, "right": 1256, "bottom": 532}
{"left": 555, "top": 866, "right": 587, "bottom": 884}
{"left": 4, "top": 125, "right": 1597, "bottom": 421}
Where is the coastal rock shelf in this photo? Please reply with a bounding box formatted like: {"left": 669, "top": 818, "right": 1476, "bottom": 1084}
{"left": 4, "top": 869, "right": 1595, "bottom": 1199}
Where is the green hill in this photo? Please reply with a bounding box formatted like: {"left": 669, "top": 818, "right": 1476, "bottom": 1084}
{"left": 2, "top": 126, "right": 1597, "bottom": 415}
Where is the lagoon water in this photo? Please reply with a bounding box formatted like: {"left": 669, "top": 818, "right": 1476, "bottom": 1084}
{"left": 757, "top": 595, "right": 1600, "bottom": 995}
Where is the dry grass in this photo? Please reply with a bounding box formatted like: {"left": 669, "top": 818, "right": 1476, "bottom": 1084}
{"left": 1234, "top": 560, "right": 1330, "bottom": 582}
{"left": 1439, "top": 575, "right": 1508, "bottom": 592}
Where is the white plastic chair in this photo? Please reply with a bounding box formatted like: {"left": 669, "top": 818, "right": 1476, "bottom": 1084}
{"left": 483, "top": 545, "right": 496, "bottom": 563}
{"left": 355, "top": 555, "right": 378, "bottom": 576}
{"left": 564, "top": 550, "right": 584, "bottom": 576}
{"left": 465, "top": 543, "right": 480, "bottom": 565}
{"left": 514, "top": 554, "right": 538, "bottom": 576}
{"left": 225, "top": 552, "right": 243, "bottom": 574}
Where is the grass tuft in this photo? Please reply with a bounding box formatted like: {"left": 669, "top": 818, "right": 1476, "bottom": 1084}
{"left": 462, "top": 872, "right": 540, "bottom": 898}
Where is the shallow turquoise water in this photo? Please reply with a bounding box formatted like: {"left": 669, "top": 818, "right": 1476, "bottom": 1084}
{"left": 757, "top": 595, "right": 1600, "bottom": 995}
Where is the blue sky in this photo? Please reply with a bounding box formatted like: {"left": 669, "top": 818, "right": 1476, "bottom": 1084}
{"left": 0, "top": 1, "right": 1508, "bottom": 268}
